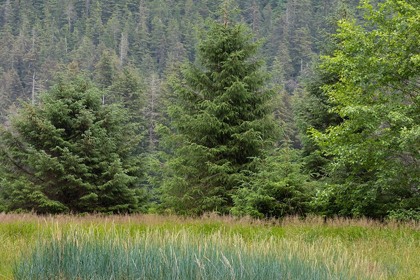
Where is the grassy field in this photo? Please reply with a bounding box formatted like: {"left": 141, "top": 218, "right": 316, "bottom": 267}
{"left": 0, "top": 214, "right": 419, "bottom": 279}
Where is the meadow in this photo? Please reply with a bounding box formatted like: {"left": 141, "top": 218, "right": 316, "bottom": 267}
{"left": 0, "top": 214, "right": 419, "bottom": 280}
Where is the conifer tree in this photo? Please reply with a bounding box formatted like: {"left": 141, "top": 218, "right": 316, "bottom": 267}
{"left": 161, "top": 5, "right": 276, "bottom": 215}
{"left": 231, "top": 142, "right": 312, "bottom": 218}
{"left": 0, "top": 68, "right": 147, "bottom": 213}
{"left": 94, "top": 50, "right": 118, "bottom": 90}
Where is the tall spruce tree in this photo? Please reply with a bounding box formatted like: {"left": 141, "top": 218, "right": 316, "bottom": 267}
{"left": 161, "top": 6, "right": 276, "bottom": 215}
{"left": 0, "top": 68, "right": 147, "bottom": 213}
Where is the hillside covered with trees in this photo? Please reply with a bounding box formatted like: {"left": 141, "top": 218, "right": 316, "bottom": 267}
{"left": 0, "top": 0, "right": 419, "bottom": 220}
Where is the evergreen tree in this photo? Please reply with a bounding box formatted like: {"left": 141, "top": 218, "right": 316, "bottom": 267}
{"left": 70, "top": 35, "right": 96, "bottom": 72}
{"left": 149, "top": 15, "right": 167, "bottom": 71}
{"left": 0, "top": 68, "right": 24, "bottom": 105}
{"left": 94, "top": 49, "right": 118, "bottom": 90}
{"left": 161, "top": 9, "right": 276, "bottom": 215}
{"left": 132, "top": 0, "right": 150, "bottom": 67}
{"left": 0, "top": 27, "right": 14, "bottom": 71}
{"left": 0, "top": 68, "right": 147, "bottom": 213}
{"left": 86, "top": 0, "right": 103, "bottom": 45}
{"left": 108, "top": 65, "right": 146, "bottom": 151}
{"left": 231, "top": 143, "right": 312, "bottom": 218}
{"left": 108, "top": 66, "right": 144, "bottom": 120}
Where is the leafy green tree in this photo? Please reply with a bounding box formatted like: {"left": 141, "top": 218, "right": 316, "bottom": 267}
{"left": 161, "top": 11, "right": 276, "bottom": 215}
{"left": 311, "top": 0, "right": 420, "bottom": 217}
{"left": 0, "top": 70, "right": 147, "bottom": 213}
{"left": 292, "top": 1, "right": 358, "bottom": 218}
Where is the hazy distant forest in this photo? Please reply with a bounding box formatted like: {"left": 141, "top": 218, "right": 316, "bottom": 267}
{"left": 0, "top": 0, "right": 419, "bottom": 220}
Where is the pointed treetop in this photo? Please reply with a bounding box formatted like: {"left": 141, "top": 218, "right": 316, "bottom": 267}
{"left": 217, "top": 0, "right": 239, "bottom": 27}
{"left": 224, "top": 0, "right": 228, "bottom": 27}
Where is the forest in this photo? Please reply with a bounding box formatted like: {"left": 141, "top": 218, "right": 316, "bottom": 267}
{"left": 0, "top": 0, "right": 419, "bottom": 221}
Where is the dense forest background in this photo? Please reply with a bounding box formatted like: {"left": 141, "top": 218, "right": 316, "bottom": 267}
{"left": 0, "top": 0, "right": 419, "bottom": 220}
{"left": 0, "top": 0, "right": 364, "bottom": 124}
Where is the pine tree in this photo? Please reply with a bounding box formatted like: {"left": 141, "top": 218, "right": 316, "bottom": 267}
{"left": 132, "top": 0, "right": 150, "bottom": 67}
{"left": 86, "top": 0, "right": 103, "bottom": 45}
{"left": 108, "top": 66, "right": 146, "bottom": 151}
{"left": 149, "top": 15, "right": 167, "bottom": 71}
{"left": 0, "top": 68, "right": 147, "bottom": 213}
{"left": 94, "top": 49, "right": 118, "bottom": 91}
{"left": 161, "top": 8, "right": 276, "bottom": 215}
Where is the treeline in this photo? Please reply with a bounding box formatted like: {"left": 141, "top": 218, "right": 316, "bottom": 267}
{"left": 1, "top": 0, "right": 419, "bottom": 220}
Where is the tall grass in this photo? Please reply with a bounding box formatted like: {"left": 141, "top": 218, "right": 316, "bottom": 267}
{"left": 1, "top": 214, "right": 419, "bottom": 279}
{"left": 13, "top": 225, "right": 366, "bottom": 280}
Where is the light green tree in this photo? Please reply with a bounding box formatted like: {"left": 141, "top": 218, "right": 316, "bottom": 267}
{"left": 311, "top": 0, "right": 420, "bottom": 217}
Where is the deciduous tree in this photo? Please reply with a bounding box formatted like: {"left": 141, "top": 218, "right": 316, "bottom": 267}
{"left": 311, "top": 0, "right": 420, "bottom": 217}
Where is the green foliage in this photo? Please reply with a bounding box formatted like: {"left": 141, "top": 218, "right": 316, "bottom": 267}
{"left": 161, "top": 15, "right": 276, "bottom": 215}
{"left": 0, "top": 70, "right": 147, "bottom": 213}
{"left": 231, "top": 144, "right": 313, "bottom": 218}
{"left": 310, "top": 0, "right": 420, "bottom": 218}
{"left": 2, "top": 0, "right": 416, "bottom": 219}
{"left": 387, "top": 208, "right": 420, "bottom": 222}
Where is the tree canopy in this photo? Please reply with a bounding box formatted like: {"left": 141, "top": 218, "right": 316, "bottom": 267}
{"left": 311, "top": 0, "right": 420, "bottom": 217}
